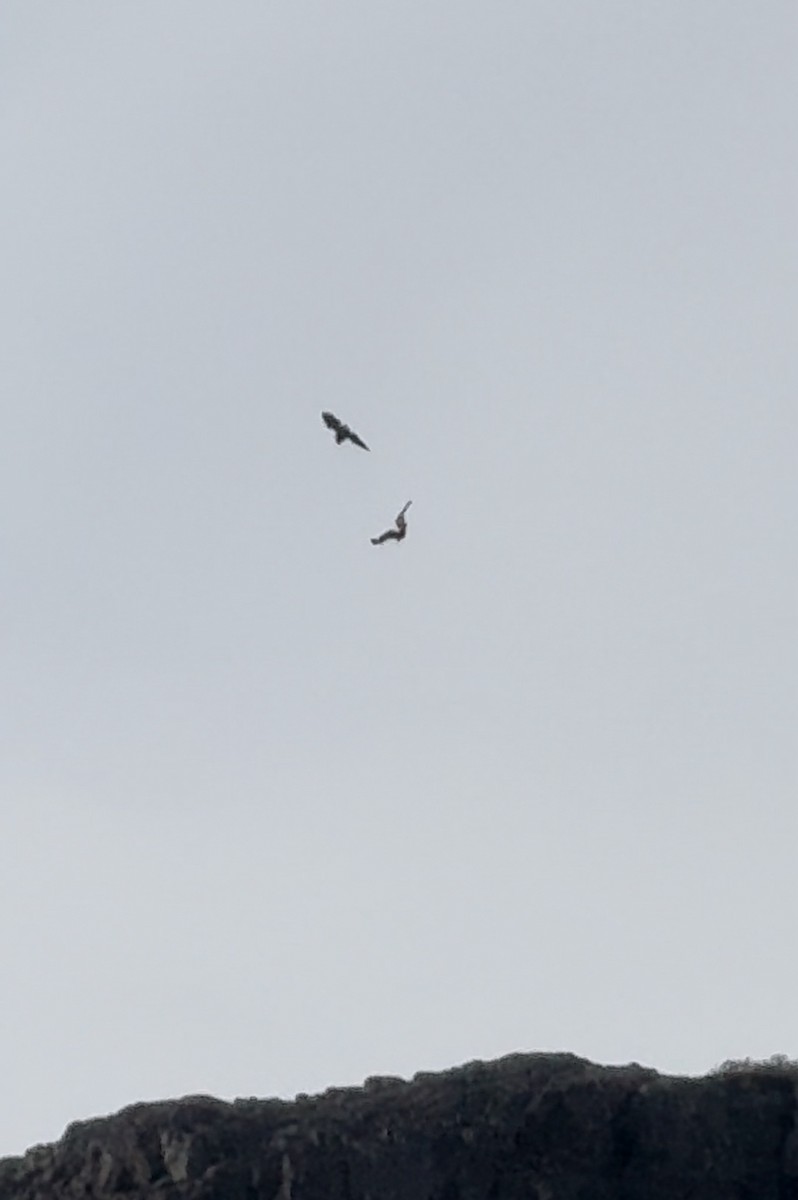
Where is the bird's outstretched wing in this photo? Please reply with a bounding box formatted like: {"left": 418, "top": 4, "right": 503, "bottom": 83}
{"left": 321, "top": 411, "right": 370, "bottom": 451}
{"left": 370, "top": 529, "right": 399, "bottom": 545}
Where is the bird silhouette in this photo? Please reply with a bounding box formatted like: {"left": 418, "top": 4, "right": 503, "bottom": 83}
{"left": 371, "top": 501, "right": 412, "bottom": 545}
{"left": 321, "top": 411, "right": 370, "bottom": 451}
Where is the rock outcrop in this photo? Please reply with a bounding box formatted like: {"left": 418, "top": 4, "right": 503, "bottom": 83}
{"left": 1, "top": 1053, "right": 797, "bottom": 1199}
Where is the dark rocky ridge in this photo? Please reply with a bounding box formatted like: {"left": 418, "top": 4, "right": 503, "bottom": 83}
{"left": 2, "top": 1053, "right": 797, "bottom": 1199}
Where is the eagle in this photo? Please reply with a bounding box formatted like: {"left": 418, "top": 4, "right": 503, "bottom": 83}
{"left": 371, "top": 501, "right": 412, "bottom": 545}
{"left": 321, "top": 411, "right": 370, "bottom": 451}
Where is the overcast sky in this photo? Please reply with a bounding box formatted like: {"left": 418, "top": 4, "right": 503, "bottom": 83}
{"left": 0, "top": 1, "right": 795, "bottom": 1159}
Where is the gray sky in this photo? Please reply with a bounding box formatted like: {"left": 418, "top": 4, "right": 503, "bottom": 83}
{"left": 1, "top": 0, "right": 795, "bottom": 1158}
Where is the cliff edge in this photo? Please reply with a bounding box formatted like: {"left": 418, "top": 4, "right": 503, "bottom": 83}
{"left": 2, "top": 1053, "right": 797, "bottom": 1199}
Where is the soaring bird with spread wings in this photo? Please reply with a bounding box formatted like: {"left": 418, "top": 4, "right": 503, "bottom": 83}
{"left": 321, "top": 411, "right": 370, "bottom": 451}
{"left": 371, "top": 501, "right": 412, "bottom": 545}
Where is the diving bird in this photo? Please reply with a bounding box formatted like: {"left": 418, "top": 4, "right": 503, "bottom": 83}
{"left": 321, "top": 411, "right": 370, "bottom": 451}
{"left": 371, "top": 501, "right": 412, "bottom": 545}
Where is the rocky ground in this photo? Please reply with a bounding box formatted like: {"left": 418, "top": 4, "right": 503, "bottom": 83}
{"left": 1, "top": 1053, "right": 796, "bottom": 1199}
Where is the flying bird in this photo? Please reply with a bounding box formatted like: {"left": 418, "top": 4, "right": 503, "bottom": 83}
{"left": 321, "top": 411, "right": 370, "bottom": 451}
{"left": 371, "top": 501, "right": 412, "bottom": 545}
